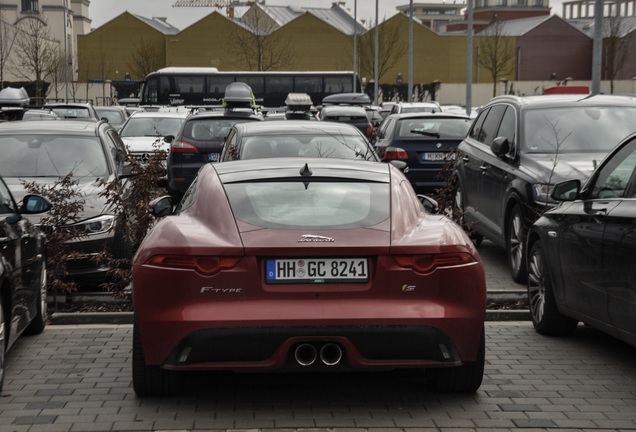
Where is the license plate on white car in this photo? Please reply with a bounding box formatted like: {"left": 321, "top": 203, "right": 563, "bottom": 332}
{"left": 422, "top": 152, "right": 448, "bottom": 161}
{"left": 265, "top": 258, "right": 369, "bottom": 284}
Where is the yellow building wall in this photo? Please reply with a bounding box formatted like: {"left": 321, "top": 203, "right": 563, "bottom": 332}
{"left": 77, "top": 12, "right": 166, "bottom": 81}
{"left": 274, "top": 14, "right": 354, "bottom": 71}
{"left": 165, "top": 12, "right": 248, "bottom": 70}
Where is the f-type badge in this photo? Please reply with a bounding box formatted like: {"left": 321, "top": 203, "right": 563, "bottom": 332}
{"left": 298, "top": 234, "right": 335, "bottom": 243}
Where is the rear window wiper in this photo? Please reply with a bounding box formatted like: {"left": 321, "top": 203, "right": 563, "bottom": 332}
{"left": 410, "top": 129, "right": 440, "bottom": 138}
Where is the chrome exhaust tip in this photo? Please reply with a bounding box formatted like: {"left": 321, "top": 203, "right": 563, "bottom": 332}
{"left": 319, "top": 343, "right": 343, "bottom": 366}
{"left": 294, "top": 343, "right": 317, "bottom": 366}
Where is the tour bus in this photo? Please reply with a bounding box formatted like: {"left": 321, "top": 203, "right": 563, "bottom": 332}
{"left": 139, "top": 67, "right": 362, "bottom": 108}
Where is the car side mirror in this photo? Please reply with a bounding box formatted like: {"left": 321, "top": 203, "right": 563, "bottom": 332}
{"left": 20, "top": 195, "right": 52, "bottom": 214}
{"left": 389, "top": 160, "right": 408, "bottom": 172}
{"left": 418, "top": 194, "right": 439, "bottom": 214}
{"left": 551, "top": 179, "right": 581, "bottom": 201}
{"left": 490, "top": 136, "right": 510, "bottom": 157}
{"left": 148, "top": 195, "right": 174, "bottom": 217}
{"left": 164, "top": 135, "right": 174, "bottom": 144}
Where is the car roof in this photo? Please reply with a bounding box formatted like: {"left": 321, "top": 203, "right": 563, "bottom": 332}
{"left": 487, "top": 94, "right": 636, "bottom": 109}
{"left": 396, "top": 102, "right": 440, "bottom": 107}
{"left": 128, "top": 111, "right": 187, "bottom": 119}
{"left": 389, "top": 112, "right": 471, "bottom": 120}
{"left": 212, "top": 157, "right": 390, "bottom": 182}
{"left": 0, "top": 119, "right": 103, "bottom": 136}
{"left": 186, "top": 110, "right": 262, "bottom": 120}
{"left": 235, "top": 120, "right": 364, "bottom": 136}
{"left": 320, "top": 105, "right": 368, "bottom": 116}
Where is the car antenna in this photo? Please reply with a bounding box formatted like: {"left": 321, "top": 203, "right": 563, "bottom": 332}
{"left": 300, "top": 163, "right": 312, "bottom": 177}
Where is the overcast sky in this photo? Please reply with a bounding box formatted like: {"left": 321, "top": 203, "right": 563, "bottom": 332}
{"left": 88, "top": 0, "right": 410, "bottom": 30}
{"left": 88, "top": 0, "right": 564, "bottom": 31}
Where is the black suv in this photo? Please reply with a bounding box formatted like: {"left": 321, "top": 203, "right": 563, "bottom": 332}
{"left": 166, "top": 83, "right": 264, "bottom": 196}
{"left": 454, "top": 94, "right": 636, "bottom": 283}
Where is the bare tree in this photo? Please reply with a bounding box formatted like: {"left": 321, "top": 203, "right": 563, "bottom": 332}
{"left": 477, "top": 19, "right": 516, "bottom": 97}
{"left": 603, "top": 15, "right": 631, "bottom": 94}
{"left": 0, "top": 12, "right": 18, "bottom": 88}
{"left": 358, "top": 21, "right": 407, "bottom": 84}
{"left": 48, "top": 48, "right": 67, "bottom": 101}
{"left": 227, "top": 11, "right": 295, "bottom": 71}
{"left": 12, "top": 16, "right": 60, "bottom": 102}
{"left": 128, "top": 38, "right": 162, "bottom": 80}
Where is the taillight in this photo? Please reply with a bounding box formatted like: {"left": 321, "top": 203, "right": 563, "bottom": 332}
{"left": 393, "top": 253, "right": 475, "bottom": 273}
{"left": 146, "top": 255, "right": 239, "bottom": 276}
{"left": 382, "top": 146, "right": 409, "bottom": 161}
{"left": 170, "top": 139, "right": 199, "bottom": 153}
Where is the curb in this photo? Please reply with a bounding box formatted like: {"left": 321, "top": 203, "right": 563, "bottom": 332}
{"left": 49, "top": 309, "right": 531, "bottom": 325}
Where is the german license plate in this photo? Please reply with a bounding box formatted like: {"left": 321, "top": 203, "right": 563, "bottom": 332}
{"left": 265, "top": 258, "right": 369, "bottom": 284}
{"left": 208, "top": 153, "right": 220, "bottom": 162}
{"left": 423, "top": 152, "right": 447, "bottom": 161}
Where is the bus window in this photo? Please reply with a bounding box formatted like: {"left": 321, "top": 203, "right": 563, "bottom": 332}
{"left": 175, "top": 76, "right": 205, "bottom": 93}
{"left": 207, "top": 76, "right": 234, "bottom": 94}
{"left": 325, "top": 76, "right": 351, "bottom": 93}
{"left": 144, "top": 77, "right": 159, "bottom": 104}
{"left": 295, "top": 76, "right": 322, "bottom": 93}
{"left": 265, "top": 76, "right": 293, "bottom": 93}
{"left": 236, "top": 75, "right": 265, "bottom": 93}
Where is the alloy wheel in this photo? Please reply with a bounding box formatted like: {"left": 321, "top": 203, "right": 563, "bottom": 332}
{"left": 527, "top": 245, "right": 545, "bottom": 324}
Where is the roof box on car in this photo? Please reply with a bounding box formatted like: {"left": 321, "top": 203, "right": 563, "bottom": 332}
{"left": 322, "top": 92, "right": 371, "bottom": 106}
{"left": 223, "top": 82, "right": 257, "bottom": 109}
{"left": 285, "top": 93, "right": 313, "bottom": 111}
{"left": 0, "top": 87, "right": 30, "bottom": 106}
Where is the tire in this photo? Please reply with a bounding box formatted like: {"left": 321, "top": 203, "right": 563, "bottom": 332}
{"left": 24, "top": 264, "right": 46, "bottom": 336}
{"left": 132, "top": 321, "right": 182, "bottom": 397}
{"left": 428, "top": 329, "right": 485, "bottom": 393}
{"left": 0, "top": 296, "right": 5, "bottom": 393}
{"left": 527, "top": 241, "right": 578, "bottom": 336}
{"left": 507, "top": 204, "right": 528, "bottom": 283}
{"left": 453, "top": 182, "right": 483, "bottom": 247}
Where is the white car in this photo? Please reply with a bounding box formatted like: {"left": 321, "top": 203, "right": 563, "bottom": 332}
{"left": 119, "top": 111, "right": 187, "bottom": 161}
{"left": 390, "top": 102, "right": 442, "bottom": 114}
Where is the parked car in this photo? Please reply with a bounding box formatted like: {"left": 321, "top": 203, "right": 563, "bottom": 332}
{"left": 94, "top": 105, "right": 129, "bottom": 130}
{"left": 318, "top": 105, "right": 375, "bottom": 142}
{"left": 454, "top": 94, "right": 636, "bottom": 283}
{"left": 44, "top": 102, "right": 101, "bottom": 120}
{"left": 219, "top": 121, "right": 378, "bottom": 161}
{"left": 374, "top": 112, "right": 472, "bottom": 194}
{"left": 526, "top": 131, "right": 636, "bottom": 347}
{"left": 390, "top": 102, "right": 442, "bottom": 114}
{"left": 166, "top": 83, "right": 263, "bottom": 196}
{"left": 132, "top": 158, "right": 486, "bottom": 396}
{"left": 0, "top": 120, "right": 132, "bottom": 285}
{"left": 21, "top": 109, "right": 60, "bottom": 121}
{"left": 0, "top": 177, "right": 51, "bottom": 392}
{"left": 119, "top": 111, "right": 187, "bottom": 162}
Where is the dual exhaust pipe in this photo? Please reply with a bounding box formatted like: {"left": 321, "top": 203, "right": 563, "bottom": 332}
{"left": 294, "top": 343, "right": 343, "bottom": 367}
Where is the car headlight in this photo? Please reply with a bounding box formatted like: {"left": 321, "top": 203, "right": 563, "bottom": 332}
{"left": 531, "top": 183, "right": 557, "bottom": 206}
{"left": 65, "top": 215, "right": 116, "bottom": 236}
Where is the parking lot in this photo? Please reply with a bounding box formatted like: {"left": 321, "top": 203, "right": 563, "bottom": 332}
{"left": 1, "top": 241, "right": 635, "bottom": 432}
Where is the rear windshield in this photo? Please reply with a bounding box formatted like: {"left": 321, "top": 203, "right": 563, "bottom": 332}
{"left": 224, "top": 181, "right": 390, "bottom": 229}
{"left": 523, "top": 106, "right": 636, "bottom": 153}
{"left": 397, "top": 117, "right": 472, "bottom": 138}
{"left": 120, "top": 117, "right": 184, "bottom": 137}
{"left": 183, "top": 118, "right": 252, "bottom": 141}
{"left": 234, "top": 134, "right": 375, "bottom": 161}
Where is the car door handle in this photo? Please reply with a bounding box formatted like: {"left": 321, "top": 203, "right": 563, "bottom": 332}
{"left": 462, "top": 156, "right": 469, "bottom": 162}
{"left": 594, "top": 209, "right": 607, "bottom": 223}
{"left": 480, "top": 165, "right": 489, "bottom": 171}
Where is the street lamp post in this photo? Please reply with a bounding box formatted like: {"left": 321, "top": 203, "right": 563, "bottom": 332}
{"left": 374, "top": 0, "right": 379, "bottom": 105}
{"left": 353, "top": 0, "right": 357, "bottom": 91}
{"left": 408, "top": 0, "right": 413, "bottom": 102}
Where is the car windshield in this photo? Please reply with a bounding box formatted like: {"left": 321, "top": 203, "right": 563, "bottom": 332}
{"left": 233, "top": 134, "right": 375, "bottom": 161}
{"left": 401, "top": 106, "right": 437, "bottom": 113}
{"left": 96, "top": 109, "right": 125, "bottom": 124}
{"left": 183, "top": 118, "right": 246, "bottom": 141}
{"left": 523, "top": 106, "right": 636, "bottom": 153}
{"left": 397, "top": 117, "right": 472, "bottom": 138}
{"left": 0, "top": 135, "right": 109, "bottom": 178}
{"left": 224, "top": 181, "right": 390, "bottom": 229}
{"left": 120, "top": 117, "right": 183, "bottom": 137}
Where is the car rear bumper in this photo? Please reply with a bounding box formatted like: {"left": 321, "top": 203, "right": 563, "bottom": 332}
{"left": 136, "top": 297, "right": 485, "bottom": 371}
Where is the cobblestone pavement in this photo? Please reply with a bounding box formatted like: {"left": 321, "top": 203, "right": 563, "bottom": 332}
{"left": 2, "top": 321, "right": 635, "bottom": 432}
